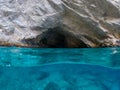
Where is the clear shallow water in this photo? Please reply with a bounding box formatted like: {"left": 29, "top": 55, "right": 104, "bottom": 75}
{"left": 0, "top": 47, "right": 120, "bottom": 90}
{"left": 0, "top": 47, "right": 120, "bottom": 68}
{"left": 0, "top": 64, "right": 120, "bottom": 90}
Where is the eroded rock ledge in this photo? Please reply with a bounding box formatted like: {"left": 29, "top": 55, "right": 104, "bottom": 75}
{"left": 0, "top": 0, "right": 120, "bottom": 48}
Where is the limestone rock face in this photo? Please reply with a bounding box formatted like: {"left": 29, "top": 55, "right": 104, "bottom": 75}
{"left": 0, "top": 0, "right": 120, "bottom": 47}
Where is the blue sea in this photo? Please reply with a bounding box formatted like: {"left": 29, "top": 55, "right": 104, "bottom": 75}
{"left": 0, "top": 47, "right": 120, "bottom": 90}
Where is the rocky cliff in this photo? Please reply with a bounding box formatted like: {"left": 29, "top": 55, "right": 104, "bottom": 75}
{"left": 0, "top": 0, "right": 120, "bottom": 47}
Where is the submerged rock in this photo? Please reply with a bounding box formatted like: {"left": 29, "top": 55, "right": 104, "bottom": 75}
{"left": 111, "top": 52, "right": 120, "bottom": 67}
{"left": 44, "top": 82, "right": 61, "bottom": 90}
{"left": 0, "top": 0, "right": 120, "bottom": 47}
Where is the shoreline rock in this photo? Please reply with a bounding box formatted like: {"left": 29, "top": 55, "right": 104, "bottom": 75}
{"left": 0, "top": 0, "right": 120, "bottom": 48}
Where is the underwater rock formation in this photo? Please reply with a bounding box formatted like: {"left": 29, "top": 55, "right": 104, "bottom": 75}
{"left": 0, "top": 64, "right": 120, "bottom": 90}
{"left": 44, "top": 82, "right": 60, "bottom": 90}
{"left": 0, "top": 0, "right": 120, "bottom": 47}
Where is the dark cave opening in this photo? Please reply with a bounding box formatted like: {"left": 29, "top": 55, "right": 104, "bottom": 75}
{"left": 23, "top": 27, "right": 89, "bottom": 48}
{"left": 37, "top": 27, "right": 88, "bottom": 48}
{"left": 39, "top": 27, "right": 67, "bottom": 48}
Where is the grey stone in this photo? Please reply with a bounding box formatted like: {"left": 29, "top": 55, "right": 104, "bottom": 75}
{"left": 0, "top": 0, "right": 120, "bottom": 47}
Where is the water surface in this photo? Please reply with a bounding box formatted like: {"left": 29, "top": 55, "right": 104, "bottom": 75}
{"left": 0, "top": 47, "right": 120, "bottom": 90}
{"left": 0, "top": 47, "right": 120, "bottom": 68}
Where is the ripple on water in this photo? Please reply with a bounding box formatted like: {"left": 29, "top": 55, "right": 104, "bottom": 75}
{"left": 0, "top": 47, "right": 120, "bottom": 68}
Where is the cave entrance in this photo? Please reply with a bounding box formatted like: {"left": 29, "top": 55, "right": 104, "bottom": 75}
{"left": 38, "top": 27, "right": 88, "bottom": 48}
{"left": 39, "top": 27, "right": 67, "bottom": 48}
{"left": 23, "top": 27, "right": 89, "bottom": 48}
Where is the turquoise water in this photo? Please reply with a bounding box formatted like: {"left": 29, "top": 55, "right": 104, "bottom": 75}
{"left": 0, "top": 47, "right": 120, "bottom": 90}
{"left": 0, "top": 47, "right": 120, "bottom": 67}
